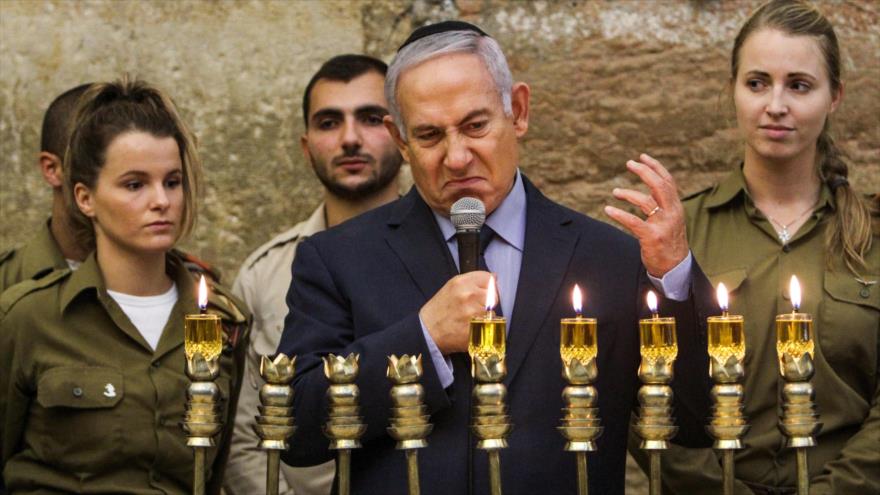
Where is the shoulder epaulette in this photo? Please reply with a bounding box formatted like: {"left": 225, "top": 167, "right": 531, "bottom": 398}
{"left": 0, "top": 267, "right": 71, "bottom": 315}
{"left": 0, "top": 248, "right": 16, "bottom": 265}
{"left": 681, "top": 185, "right": 715, "bottom": 202}
{"left": 243, "top": 226, "right": 306, "bottom": 269}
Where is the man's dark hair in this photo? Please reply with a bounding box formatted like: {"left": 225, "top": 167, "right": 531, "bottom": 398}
{"left": 302, "top": 54, "right": 387, "bottom": 127}
{"left": 40, "top": 83, "right": 94, "bottom": 160}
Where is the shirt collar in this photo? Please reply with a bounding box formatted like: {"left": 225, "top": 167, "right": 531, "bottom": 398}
{"left": 432, "top": 170, "right": 527, "bottom": 251}
{"left": 59, "top": 251, "right": 196, "bottom": 314}
{"left": 705, "top": 164, "right": 836, "bottom": 212}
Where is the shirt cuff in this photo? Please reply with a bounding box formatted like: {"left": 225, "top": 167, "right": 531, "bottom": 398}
{"left": 647, "top": 251, "right": 693, "bottom": 302}
{"left": 419, "top": 315, "right": 455, "bottom": 389}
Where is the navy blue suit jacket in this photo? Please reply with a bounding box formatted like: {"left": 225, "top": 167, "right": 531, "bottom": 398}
{"left": 279, "top": 176, "right": 714, "bottom": 494}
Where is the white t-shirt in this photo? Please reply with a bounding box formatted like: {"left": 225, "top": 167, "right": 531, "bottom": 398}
{"left": 107, "top": 284, "right": 178, "bottom": 351}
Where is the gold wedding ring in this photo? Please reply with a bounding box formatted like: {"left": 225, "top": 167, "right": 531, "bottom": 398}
{"left": 647, "top": 206, "right": 661, "bottom": 217}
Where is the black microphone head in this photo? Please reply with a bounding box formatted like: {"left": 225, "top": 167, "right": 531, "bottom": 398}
{"left": 450, "top": 197, "right": 485, "bottom": 233}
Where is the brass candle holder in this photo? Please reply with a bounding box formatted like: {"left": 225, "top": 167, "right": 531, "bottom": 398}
{"left": 706, "top": 283, "right": 748, "bottom": 495}
{"left": 253, "top": 354, "right": 297, "bottom": 495}
{"left": 323, "top": 353, "right": 367, "bottom": 495}
{"left": 776, "top": 276, "right": 820, "bottom": 495}
{"left": 633, "top": 291, "right": 678, "bottom": 495}
{"left": 558, "top": 285, "right": 602, "bottom": 495}
{"left": 182, "top": 276, "right": 224, "bottom": 495}
{"left": 387, "top": 354, "right": 433, "bottom": 495}
{"left": 470, "top": 276, "right": 511, "bottom": 495}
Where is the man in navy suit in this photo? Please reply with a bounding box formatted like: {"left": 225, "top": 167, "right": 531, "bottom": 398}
{"left": 279, "top": 21, "right": 715, "bottom": 494}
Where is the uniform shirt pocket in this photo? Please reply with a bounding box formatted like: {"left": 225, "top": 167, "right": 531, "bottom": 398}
{"left": 820, "top": 271, "right": 880, "bottom": 395}
{"left": 31, "top": 366, "right": 125, "bottom": 471}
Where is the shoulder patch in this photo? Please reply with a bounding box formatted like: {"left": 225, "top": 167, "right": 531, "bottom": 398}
{"left": 0, "top": 268, "right": 71, "bottom": 315}
{"left": 682, "top": 185, "right": 714, "bottom": 202}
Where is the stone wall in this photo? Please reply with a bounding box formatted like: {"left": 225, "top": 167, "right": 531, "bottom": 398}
{"left": 2, "top": 0, "right": 878, "bottom": 276}
{"left": 1, "top": 0, "right": 878, "bottom": 489}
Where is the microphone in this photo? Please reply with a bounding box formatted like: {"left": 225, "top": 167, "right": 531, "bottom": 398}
{"left": 450, "top": 197, "right": 486, "bottom": 274}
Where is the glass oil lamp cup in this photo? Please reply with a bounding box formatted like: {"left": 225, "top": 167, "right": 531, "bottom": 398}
{"left": 560, "top": 286, "right": 597, "bottom": 365}
{"left": 633, "top": 291, "right": 678, "bottom": 495}
{"left": 469, "top": 276, "right": 506, "bottom": 362}
{"left": 638, "top": 291, "right": 677, "bottom": 365}
{"left": 706, "top": 283, "right": 749, "bottom": 495}
{"left": 558, "top": 284, "right": 602, "bottom": 495}
{"left": 775, "top": 276, "right": 820, "bottom": 495}
{"left": 185, "top": 276, "right": 222, "bottom": 361}
{"left": 469, "top": 275, "right": 511, "bottom": 495}
{"left": 707, "top": 282, "right": 745, "bottom": 364}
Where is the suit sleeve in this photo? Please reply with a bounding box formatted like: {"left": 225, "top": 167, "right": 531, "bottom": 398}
{"left": 659, "top": 258, "right": 715, "bottom": 448}
{"left": 277, "top": 239, "right": 453, "bottom": 467}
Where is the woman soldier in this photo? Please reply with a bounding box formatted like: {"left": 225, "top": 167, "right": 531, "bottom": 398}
{"left": 0, "top": 77, "right": 249, "bottom": 494}
{"left": 611, "top": 0, "right": 878, "bottom": 493}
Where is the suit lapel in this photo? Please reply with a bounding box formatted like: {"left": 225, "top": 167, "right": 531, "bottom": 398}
{"left": 384, "top": 189, "right": 458, "bottom": 300}
{"left": 505, "top": 178, "right": 578, "bottom": 385}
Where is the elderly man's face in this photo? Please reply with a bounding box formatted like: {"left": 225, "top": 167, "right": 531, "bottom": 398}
{"left": 387, "top": 52, "right": 529, "bottom": 215}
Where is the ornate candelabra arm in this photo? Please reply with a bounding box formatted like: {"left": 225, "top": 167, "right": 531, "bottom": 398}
{"left": 322, "top": 354, "right": 366, "bottom": 495}
{"left": 387, "top": 354, "right": 433, "bottom": 495}
{"left": 633, "top": 354, "right": 678, "bottom": 495}
{"left": 471, "top": 353, "right": 512, "bottom": 495}
{"left": 253, "top": 354, "right": 297, "bottom": 495}
{"left": 182, "top": 352, "right": 223, "bottom": 495}
{"left": 558, "top": 356, "right": 602, "bottom": 495}
{"left": 778, "top": 351, "right": 821, "bottom": 495}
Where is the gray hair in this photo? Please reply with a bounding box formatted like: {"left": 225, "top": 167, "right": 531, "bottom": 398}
{"left": 385, "top": 30, "right": 514, "bottom": 139}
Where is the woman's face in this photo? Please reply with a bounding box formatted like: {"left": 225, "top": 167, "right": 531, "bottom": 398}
{"left": 733, "top": 28, "right": 842, "bottom": 167}
{"left": 75, "top": 131, "right": 184, "bottom": 256}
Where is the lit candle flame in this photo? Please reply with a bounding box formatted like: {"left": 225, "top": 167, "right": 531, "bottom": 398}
{"left": 790, "top": 275, "right": 801, "bottom": 312}
{"left": 717, "top": 282, "right": 729, "bottom": 313}
{"left": 646, "top": 290, "right": 658, "bottom": 317}
{"left": 198, "top": 275, "right": 208, "bottom": 312}
{"left": 485, "top": 274, "right": 497, "bottom": 313}
{"left": 572, "top": 284, "right": 583, "bottom": 316}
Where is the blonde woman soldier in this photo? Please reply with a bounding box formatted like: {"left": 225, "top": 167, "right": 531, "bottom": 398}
{"left": 613, "top": 1, "right": 879, "bottom": 493}
{"left": 0, "top": 77, "right": 250, "bottom": 494}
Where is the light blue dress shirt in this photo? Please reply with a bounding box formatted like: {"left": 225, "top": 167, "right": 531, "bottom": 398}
{"left": 419, "top": 170, "right": 693, "bottom": 388}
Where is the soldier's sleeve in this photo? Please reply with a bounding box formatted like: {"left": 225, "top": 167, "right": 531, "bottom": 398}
{"left": 0, "top": 271, "right": 69, "bottom": 470}
{"left": 809, "top": 364, "right": 880, "bottom": 494}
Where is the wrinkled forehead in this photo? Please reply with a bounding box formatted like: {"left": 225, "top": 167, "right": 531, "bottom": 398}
{"left": 396, "top": 52, "right": 500, "bottom": 123}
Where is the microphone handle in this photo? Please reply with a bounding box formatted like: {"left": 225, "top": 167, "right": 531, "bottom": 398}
{"left": 456, "top": 230, "right": 480, "bottom": 274}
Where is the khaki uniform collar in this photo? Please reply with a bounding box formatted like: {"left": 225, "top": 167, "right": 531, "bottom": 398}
{"left": 704, "top": 164, "right": 835, "bottom": 212}
{"left": 21, "top": 218, "right": 68, "bottom": 279}
{"left": 303, "top": 203, "right": 328, "bottom": 236}
{"left": 59, "top": 251, "right": 197, "bottom": 314}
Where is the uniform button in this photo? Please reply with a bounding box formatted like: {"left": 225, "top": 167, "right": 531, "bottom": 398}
{"left": 72, "top": 387, "right": 83, "bottom": 398}
{"left": 782, "top": 244, "right": 791, "bottom": 253}
{"left": 860, "top": 287, "right": 871, "bottom": 298}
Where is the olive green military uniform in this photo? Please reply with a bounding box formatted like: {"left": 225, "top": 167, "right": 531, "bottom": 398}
{"left": 0, "top": 251, "right": 250, "bottom": 494}
{"left": 629, "top": 167, "right": 879, "bottom": 494}
{"left": 0, "top": 219, "right": 68, "bottom": 294}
